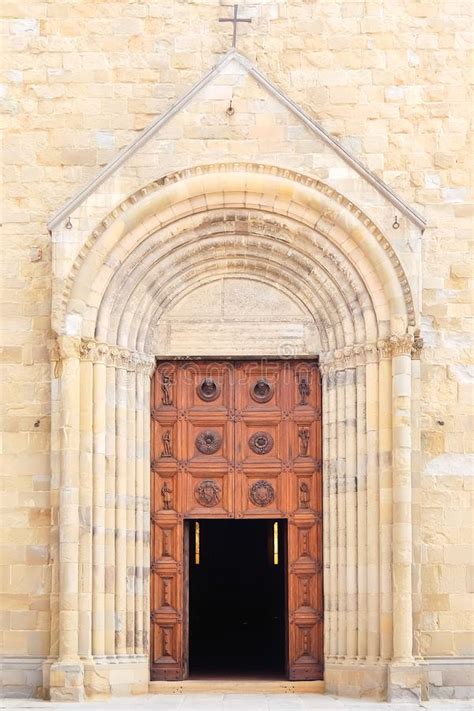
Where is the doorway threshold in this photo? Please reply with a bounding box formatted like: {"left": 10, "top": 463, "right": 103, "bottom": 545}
{"left": 149, "top": 679, "right": 325, "bottom": 694}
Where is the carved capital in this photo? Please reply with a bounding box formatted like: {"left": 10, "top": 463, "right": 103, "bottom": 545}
{"left": 107, "top": 346, "right": 120, "bottom": 367}
{"left": 333, "top": 349, "right": 345, "bottom": 371}
{"left": 390, "top": 333, "right": 414, "bottom": 357}
{"left": 364, "top": 342, "right": 379, "bottom": 364}
{"left": 377, "top": 338, "right": 392, "bottom": 360}
{"left": 116, "top": 348, "right": 132, "bottom": 370}
{"left": 411, "top": 334, "right": 424, "bottom": 360}
{"left": 377, "top": 333, "right": 416, "bottom": 359}
{"left": 79, "top": 338, "right": 111, "bottom": 364}
{"left": 353, "top": 345, "right": 366, "bottom": 367}
{"left": 56, "top": 335, "right": 82, "bottom": 361}
{"left": 50, "top": 335, "right": 81, "bottom": 377}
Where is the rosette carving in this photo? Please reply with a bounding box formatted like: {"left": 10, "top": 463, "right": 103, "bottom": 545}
{"left": 249, "top": 480, "right": 275, "bottom": 507}
{"left": 249, "top": 431, "right": 273, "bottom": 455}
{"left": 195, "top": 429, "right": 222, "bottom": 454}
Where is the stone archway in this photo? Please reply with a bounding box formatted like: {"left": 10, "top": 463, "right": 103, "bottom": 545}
{"left": 47, "top": 164, "right": 423, "bottom": 701}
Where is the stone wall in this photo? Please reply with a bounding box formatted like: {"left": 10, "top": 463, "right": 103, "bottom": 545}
{"left": 1, "top": 0, "right": 472, "bottom": 700}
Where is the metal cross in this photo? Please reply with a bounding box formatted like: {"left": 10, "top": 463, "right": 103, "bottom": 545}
{"left": 219, "top": 4, "right": 251, "bottom": 48}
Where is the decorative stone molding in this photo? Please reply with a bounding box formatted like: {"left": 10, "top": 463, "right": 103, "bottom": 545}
{"left": 57, "top": 164, "right": 418, "bottom": 343}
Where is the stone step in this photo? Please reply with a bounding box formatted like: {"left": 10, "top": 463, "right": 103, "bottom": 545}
{"left": 149, "top": 679, "right": 325, "bottom": 694}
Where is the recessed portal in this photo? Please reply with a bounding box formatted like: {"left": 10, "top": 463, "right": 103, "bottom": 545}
{"left": 188, "top": 519, "right": 287, "bottom": 678}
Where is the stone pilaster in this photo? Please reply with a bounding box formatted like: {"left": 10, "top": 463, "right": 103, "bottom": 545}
{"left": 390, "top": 334, "right": 415, "bottom": 663}
{"left": 50, "top": 335, "right": 86, "bottom": 702}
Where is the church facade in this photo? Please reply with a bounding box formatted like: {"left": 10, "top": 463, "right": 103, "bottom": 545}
{"left": 2, "top": 1, "right": 472, "bottom": 703}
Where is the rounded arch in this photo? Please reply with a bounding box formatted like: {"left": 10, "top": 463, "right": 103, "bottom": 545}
{"left": 61, "top": 163, "right": 416, "bottom": 354}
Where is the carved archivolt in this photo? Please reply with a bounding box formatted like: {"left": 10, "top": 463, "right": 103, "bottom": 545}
{"left": 56, "top": 164, "right": 418, "bottom": 353}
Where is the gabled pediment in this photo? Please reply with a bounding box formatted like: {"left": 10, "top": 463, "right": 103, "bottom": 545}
{"left": 48, "top": 48, "right": 425, "bottom": 231}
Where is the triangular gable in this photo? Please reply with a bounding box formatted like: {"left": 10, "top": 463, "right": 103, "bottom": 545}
{"left": 48, "top": 48, "right": 425, "bottom": 231}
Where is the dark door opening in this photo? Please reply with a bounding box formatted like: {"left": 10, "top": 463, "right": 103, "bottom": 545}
{"left": 188, "top": 519, "right": 287, "bottom": 679}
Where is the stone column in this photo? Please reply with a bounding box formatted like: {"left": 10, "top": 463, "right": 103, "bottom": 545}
{"left": 321, "top": 366, "right": 331, "bottom": 658}
{"left": 355, "top": 346, "right": 367, "bottom": 659}
{"left": 410, "top": 336, "right": 423, "bottom": 657}
{"left": 49, "top": 336, "right": 85, "bottom": 702}
{"left": 378, "top": 340, "right": 393, "bottom": 660}
{"left": 48, "top": 349, "right": 61, "bottom": 663}
{"left": 115, "top": 355, "right": 129, "bottom": 657}
{"left": 142, "top": 368, "right": 152, "bottom": 656}
{"left": 135, "top": 369, "right": 145, "bottom": 657}
{"left": 390, "top": 335, "right": 414, "bottom": 662}
{"left": 92, "top": 346, "right": 108, "bottom": 661}
{"left": 343, "top": 351, "right": 358, "bottom": 659}
{"left": 365, "top": 344, "right": 380, "bottom": 660}
{"left": 126, "top": 366, "right": 137, "bottom": 655}
{"left": 78, "top": 345, "right": 93, "bottom": 662}
{"left": 327, "top": 365, "right": 338, "bottom": 659}
{"left": 335, "top": 363, "right": 347, "bottom": 658}
{"left": 104, "top": 351, "right": 117, "bottom": 658}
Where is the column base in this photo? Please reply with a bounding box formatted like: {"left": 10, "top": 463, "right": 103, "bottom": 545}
{"left": 48, "top": 661, "right": 85, "bottom": 702}
{"left": 388, "top": 660, "right": 429, "bottom": 702}
{"left": 84, "top": 657, "right": 149, "bottom": 698}
{"left": 324, "top": 660, "right": 388, "bottom": 700}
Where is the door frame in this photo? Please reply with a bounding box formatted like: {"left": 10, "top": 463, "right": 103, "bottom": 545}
{"left": 184, "top": 517, "right": 289, "bottom": 679}
{"left": 150, "top": 357, "right": 323, "bottom": 681}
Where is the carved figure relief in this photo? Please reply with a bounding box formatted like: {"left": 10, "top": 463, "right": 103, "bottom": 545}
{"left": 249, "top": 431, "right": 274, "bottom": 455}
{"left": 197, "top": 377, "right": 221, "bottom": 402}
{"left": 195, "top": 480, "right": 221, "bottom": 507}
{"left": 250, "top": 378, "right": 274, "bottom": 403}
{"left": 195, "top": 429, "right": 222, "bottom": 454}
{"left": 161, "top": 430, "right": 172, "bottom": 457}
{"left": 298, "top": 426, "right": 310, "bottom": 456}
{"left": 298, "top": 376, "right": 310, "bottom": 405}
{"left": 161, "top": 372, "right": 173, "bottom": 406}
{"left": 249, "top": 480, "right": 275, "bottom": 507}
{"left": 161, "top": 482, "right": 172, "bottom": 510}
{"left": 299, "top": 482, "right": 310, "bottom": 508}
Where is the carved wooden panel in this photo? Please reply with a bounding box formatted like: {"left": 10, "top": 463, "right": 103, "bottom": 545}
{"left": 150, "top": 359, "right": 322, "bottom": 681}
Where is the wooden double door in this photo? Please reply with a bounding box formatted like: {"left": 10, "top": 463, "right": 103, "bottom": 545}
{"left": 150, "top": 359, "right": 323, "bottom": 680}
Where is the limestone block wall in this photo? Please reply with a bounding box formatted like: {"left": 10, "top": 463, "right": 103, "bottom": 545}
{"left": 1, "top": 0, "right": 472, "bottom": 700}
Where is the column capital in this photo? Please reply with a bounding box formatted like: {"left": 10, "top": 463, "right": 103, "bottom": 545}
{"left": 51, "top": 335, "right": 82, "bottom": 361}
{"left": 320, "top": 342, "right": 379, "bottom": 370}
{"left": 321, "top": 337, "right": 421, "bottom": 367}
{"left": 377, "top": 333, "right": 418, "bottom": 360}
{"left": 50, "top": 335, "right": 82, "bottom": 377}
{"left": 79, "top": 339, "right": 109, "bottom": 364}
{"left": 78, "top": 338, "right": 155, "bottom": 373}
{"left": 411, "top": 335, "right": 424, "bottom": 360}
